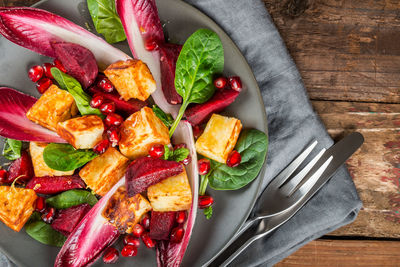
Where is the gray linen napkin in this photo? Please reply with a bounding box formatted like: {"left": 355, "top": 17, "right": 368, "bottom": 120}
{"left": 182, "top": 0, "right": 362, "bottom": 266}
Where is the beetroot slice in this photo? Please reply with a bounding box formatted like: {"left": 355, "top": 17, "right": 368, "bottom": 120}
{"left": 184, "top": 88, "right": 240, "bottom": 125}
{"left": 26, "top": 175, "right": 86, "bottom": 194}
{"left": 7, "top": 150, "right": 33, "bottom": 184}
{"left": 125, "top": 157, "right": 183, "bottom": 197}
{"left": 51, "top": 204, "right": 91, "bottom": 236}
{"left": 52, "top": 42, "right": 98, "bottom": 88}
{"left": 159, "top": 43, "right": 183, "bottom": 105}
{"left": 149, "top": 211, "right": 176, "bottom": 240}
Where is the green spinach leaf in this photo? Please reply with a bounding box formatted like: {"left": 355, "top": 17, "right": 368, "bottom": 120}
{"left": 169, "top": 29, "right": 224, "bottom": 136}
{"left": 87, "top": 0, "right": 126, "bottom": 43}
{"left": 25, "top": 220, "right": 67, "bottom": 247}
{"left": 153, "top": 105, "right": 174, "bottom": 128}
{"left": 43, "top": 143, "right": 98, "bottom": 172}
{"left": 2, "top": 138, "right": 22, "bottom": 160}
{"left": 51, "top": 68, "right": 104, "bottom": 118}
{"left": 208, "top": 129, "right": 268, "bottom": 190}
{"left": 162, "top": 145, "right": 190, "bottom": 163}
{"left": 46, "top": 189, "right": 98, "bottom": 209}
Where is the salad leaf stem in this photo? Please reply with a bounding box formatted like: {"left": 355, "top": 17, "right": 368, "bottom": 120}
{"left": 199, "top": 173, "right": 210, "bottom": 196}
{"left": 169, "top": 102, "right": 188, "bottom": 137}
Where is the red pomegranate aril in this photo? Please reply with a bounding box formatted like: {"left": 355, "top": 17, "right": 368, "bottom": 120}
{"left": 132, "top": 223, "right": 145, "bottom": 237}
{"left": 145, "top": 38, "right": 158, "bottom": 51}
{"left": 198, "top": 158, "right": 211, "bottom": 175}
{"left": 141, "top": 214, "right": 150, "bottom": 230}
{"left": 149, "top": 144, "right": 165, "bottom": 159}
{"left": 36, "top": 78, "right": 53, "bottom": 94}
{"left": 228, "top": 76, "right": 242, "bottom": 92}
{"left": 193, "top": 125, "right": 204, "bottom": 139}
{"left": 107, "top": 128, "right": 120, "bottom": 147}
{"left": 173, "top": 143, "right": 187, "bottom": 150}
{"left": 180, "top": 155, "right": 191, "bottom": 166}
{"left": 214, "top": 76, "right": 227, "bottom": 89}
{"left": 42, "top": 207, "right": 56, "bottom": 224}
{"left": 105, "top": 113, "right": 123, "bottom": 127}
{"left": 141, "top": 232, "right": 156, "bottom": 248}
{"left": 176, "top": 211, "right": 186, "bottom": 224}
{"left": 198, "top": 195, "right": 214, "bottom": 209}
{"left": 90, "top": 95, "right": 104, "bottom": 108}
{"left": 53, "top": 59, "right": 67, "bottom": 73}
{"left": 100, "top": 102, "right": 116, "bottom": 114}
{"left": 170, "top": 227, "right": 185, "bottom": 243}
{"left": 93, "top": 139, "right": 109, "bottom": 154}
{"left": 35, "top": 196, "right": 46, "bottom": 213}
{"left": 226, "top": 150, "right": 241, "bottom": 167}
{"left": 28, "top": 65, "right": 44, "bottom": 82}
{"left": 121, "top": 245, "right": 137, "bottom": 257}
{"left": 103, "top": 247, "right": 119, "bottom": 264}
{"left": 98, "top": 77, "right": 114, "bottom": 93}
{"left": 42, "top": 63, "right": 55, "bottom": 79}
{"left": 0, "top": 169, "right": 8, "bottom": 183}
{"left": 123, "top": 235, "right": 140, "bottom": 247}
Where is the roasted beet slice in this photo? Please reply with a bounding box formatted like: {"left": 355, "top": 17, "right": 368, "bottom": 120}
{"left": 51, "top": 204, "right": 92, "bottom": 236}
{"left": 125, "top": 157, "right": 183, "bottom": 197}
{"left": 159, "top": 43, "right": 183, "bottom": 105}
{"left": 7, "top": 150, "right": 33, "bottom": 184}
{"left": 52, "top": 42, "right": 98, "bottom": 88}
{"left": 149, "top": 211, "right": 176, "bottom": 240}
{"left": 88, "top": 86, "right": 147, "bottom": 116}
{"left": 185, "top": 88, "right": 240, "bottom": 125}
{"left": 26, "top": 175, "right": 86, "bottom": 194}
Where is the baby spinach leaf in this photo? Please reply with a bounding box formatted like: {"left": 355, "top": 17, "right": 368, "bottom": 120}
{"left": 46, "top": 189, "right": 98, "bottom": 209}
{"left": 169, "top": 29, "right": 224, "bottom": 136}
{"left": 2, "top": 138, "right": 22, "bottom": 160}
{"left": 87, "top": 0, "right": 126, "bottom": 43}
{"left": 208, "top": 129, "right": 268, "bottom": 190}
{"left": 25, "top": 220, "right": 67, "bottom": 247}
{"left": 43, "top": 143, "right": 98, "bottom": 171}
{"left": 51, "top": 68, "right": 104, "bottom": 118}
{"left": 153, "top": 105, "right": 174, "bottom": 128}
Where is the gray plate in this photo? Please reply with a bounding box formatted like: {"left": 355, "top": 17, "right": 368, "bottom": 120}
{"left": 0, "top": 0, "right": 268, "bottom": 266}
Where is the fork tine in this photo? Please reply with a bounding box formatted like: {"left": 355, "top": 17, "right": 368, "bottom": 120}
{"left": 272, "top": 140, "right": 318, "bottom": 188}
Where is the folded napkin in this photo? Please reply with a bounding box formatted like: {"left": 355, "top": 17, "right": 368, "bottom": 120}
{"left": 183, "top": 0, "right": 362, "bottom": 266}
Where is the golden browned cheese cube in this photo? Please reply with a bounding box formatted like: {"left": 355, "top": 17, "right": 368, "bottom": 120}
{"left": 26, "top": 85, "right": 78, "bottom": 131}
{"left": 104, "top": 59, "right": 156, "bottom": 101}
{"left": 0, "top": 186, "right": 37, "bottom": 232}
{"left": 79, "top": 147, "right": 129, "bottom": 196}
{"left": 147, "top": 168, "right": 192, "bottom": 211}
{"left": 119, "top": 107, "right": 170, "bottom": 159}
{"left": 56, "top": 115, "right": 104, "bottom": 149}
{"left": 30, "top": 142, "right": 74, "bottom": 177}
{"left": 103, "top": 186, "right": 151, "bottom": 234}
{"left": 196, "top": 114, "right": 242, "bottom": 163}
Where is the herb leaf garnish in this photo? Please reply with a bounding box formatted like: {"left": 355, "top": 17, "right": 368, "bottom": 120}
{"left": 2, "top": 138, "right": 22, "bottom": 160}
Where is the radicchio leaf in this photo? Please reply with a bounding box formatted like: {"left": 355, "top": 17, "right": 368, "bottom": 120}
{"left": 0, "top": 87, "right": 66, "bottom": 143}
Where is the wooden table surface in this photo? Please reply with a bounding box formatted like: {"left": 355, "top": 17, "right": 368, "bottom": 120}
{"left": 2, "top": 0, "right": 400, "bottom": 266}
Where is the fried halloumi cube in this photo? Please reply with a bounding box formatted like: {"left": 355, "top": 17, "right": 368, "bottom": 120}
{"left": 26, "top": 85, "right": 78, "bottom": 131}
{"left": 56, "top": 115, "right": 104, "bottom": 149}
{"left": 30, "top": 142, "right": 74, "bottom": 177}
{"left": 147, "top": 168, "right": 192, "bottom": 212}
{"left": 119, "top": 107, "right": 170, "bottom": 159}
{"left": 103, "top": 186, "right": 151, "bottom": 234}
{"left": 0, "top": 186, "right": 37, "bottom": 232}
{"left": 104, "top": 59, "right": 156, "bottom": 101}
{"left": 196, "top": 114, "right": 242, "bottom": 163}
{"left": 79, "top": 147, "right": 129, "bottom": 196}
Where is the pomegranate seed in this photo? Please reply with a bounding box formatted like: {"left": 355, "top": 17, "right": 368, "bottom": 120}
{"left": 35, "top": 196, "right": 46, "bottom": 213}
{"left": 132, "top": 224, "right": 144, "bottom": 237}
{"left": 100, "top": 102, "right": 116, "bottom": 114}
{"left": 198, "top": 195, "right": 214, "bottom": 209}
{"left": 214, "top": 76, "right": 227, "bottom": 89}
{"left": 149, "top": 144, "right": 165, "bottom": 158}
{"left": 90, "top": 95, "right": 104, "bottom": 108}
{"left": 145, "top": 37, "right": 158, "bottom": 51}
{"left": 141, "top": 232, "right": 156, "bottom": 248}
{"left": 226, "top": 150, "right": 241, "bottom": 167}
{"left": 93, "top": 139, "right": 109, "bottom": 154}
{"left": 105, "top": 113, "right": 123, "bottom": 127}
{"left": 42, "top": 207, "right": 56, "bottom": 224}
{"left": 228, "top": 76, "right": 242, "bottom": 92}
{"left": 170, "top": 227, "right": 184, "bottom": 243}
{"left": 53, "top": 59, "right": 67, "bottom": 73}
{"left": 107, "top": 127, "right": 120, "bottom": 147}
{"left": 198, "top": 159, "right": 211, "bottom": 175}
{"left": 28, "top": 65, "right": 44, "bottom": 82}
{"left": 103, "top": 247, "right": 119, "bottom": 264}
{"left": 176, "top": 211, "right": 186, "bottom": 224}
{"left": 141, "top": 214, "right": 150, "bottom": 230}
{"left": 98, "top": 77, "right": 114, "bottom": 93}
{"left": 36, "top": 78, "right": 53, "bottom": 94}
{"left": 180, "top": 155, "right": 191, "bottom": 165}
{"left": 0, "top": 169, "right": 8, "bottom": 184}
{"left": 121, "top": 245, "right": 137, "bottom": 257}
{"left": 123, "top": 235, "right": 140, "bottom": 247}
{"left": 192, "top": 125, "right": 204, "bottom": 139}
{"left": 42, "top": 63, "right": 55, "bottom": 79}
{"left": 173, "top": 143, "right": 187, "bottom": 150}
